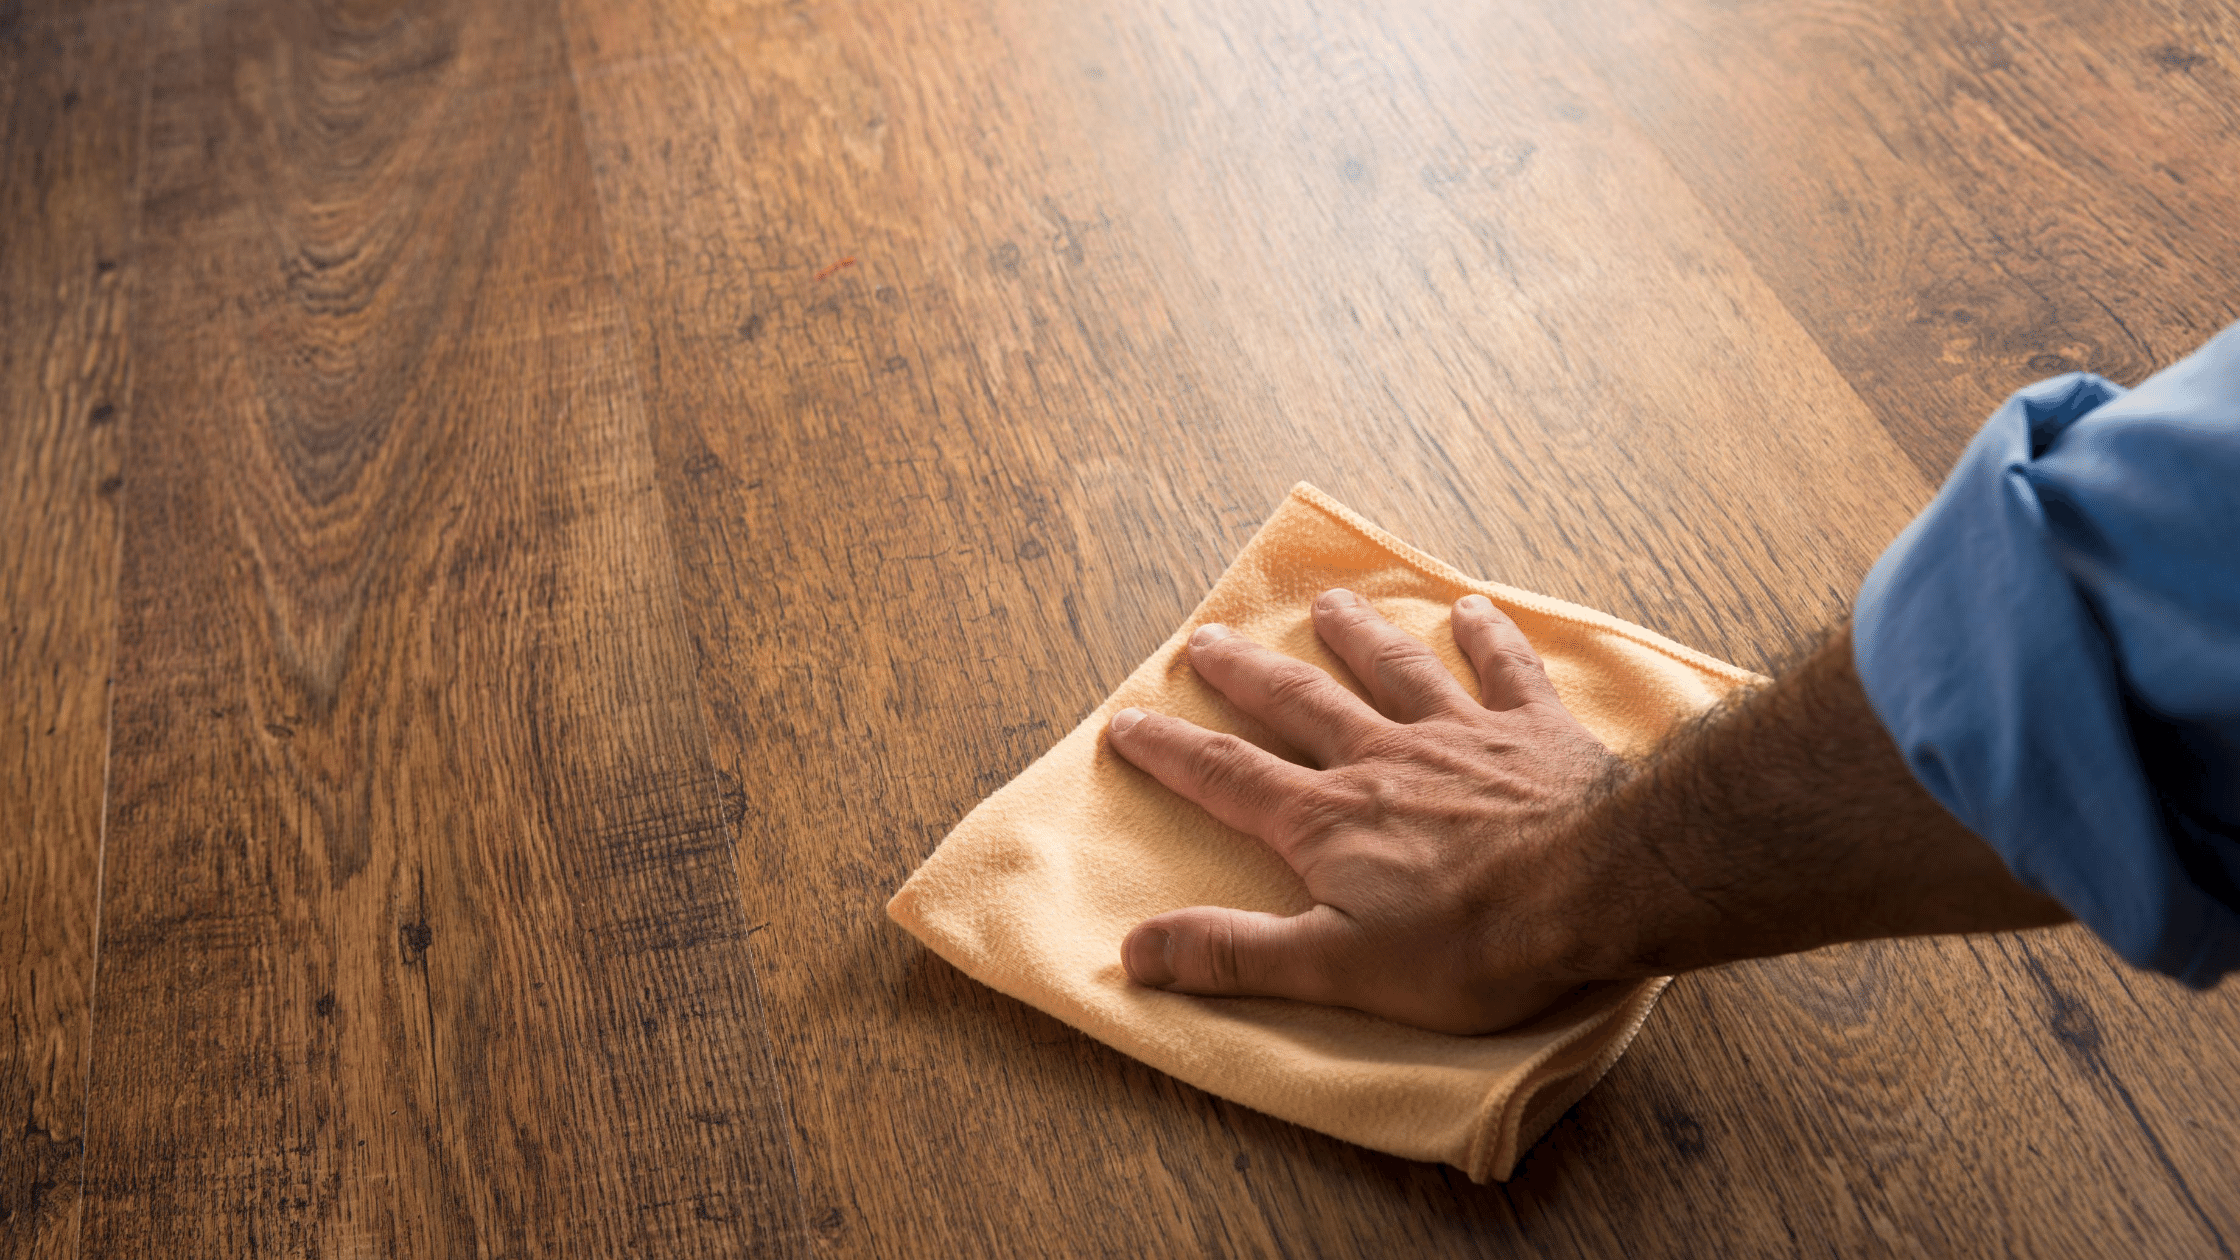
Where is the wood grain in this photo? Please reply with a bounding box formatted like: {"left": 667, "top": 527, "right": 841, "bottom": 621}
{"left": 0, "top": 4, "right": 144, "bottom": 1255}
{"left": 4, "top": 0, "right": 2236, "bottom": 1253}
{"left": 72, "top": 1, "right": 802, "bottom": 1254}
{"left": 563, "top": 0, "right": 2240, "bottom": 1254}
{"left": 558, "top": 0, "right": 2065, "bottom": 1255}
{"left": 1529, "top": 4, "right": 2240, "bottom": 1253}
{"left": 1550, "top": 0, "right": 2240, "bottom": 480}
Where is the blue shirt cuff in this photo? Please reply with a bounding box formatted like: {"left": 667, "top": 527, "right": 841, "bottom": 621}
{"left": 1853, "top": 335, "right": 2240, "bottom": 986}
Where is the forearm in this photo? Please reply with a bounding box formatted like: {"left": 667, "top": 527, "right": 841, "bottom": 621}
{"left": 1572, "top": 624, "right": 2072, "bottom": 978}
{"left": 1109, "top": 592, "right": 2079, "bottom": 1033}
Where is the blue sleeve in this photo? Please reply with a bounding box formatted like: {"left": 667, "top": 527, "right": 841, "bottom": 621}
{"left": 1853, "top": 321, "right": 2240, "bottom": 985}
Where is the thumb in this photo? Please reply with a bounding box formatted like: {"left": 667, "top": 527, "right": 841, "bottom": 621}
{"left": 1122, "top": 904, "right": 1354, "bottom": 1002}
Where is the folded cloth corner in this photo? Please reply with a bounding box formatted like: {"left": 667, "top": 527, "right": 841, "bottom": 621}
{"left": 887, "top": 483, "right": 1760, "bottom": 1181}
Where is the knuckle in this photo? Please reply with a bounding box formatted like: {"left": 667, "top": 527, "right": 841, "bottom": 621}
{"left": 1487, "top": 645, "right": 1548, "bottom": 678}
{"left": 1490, "top": 635, "right": 1546, "bottom": 667}
{"left": 1367, "top": 634, "right": 1430, "bottom": 673}
{"left": 1268, "top": 789, "right": 1330, "bottom": 842}
{"left": 1348, "top": 725, "right": 1426, "bottom": 765}
{"left": 1261, "top": 661, "right": 1330, "bottom": 711}
{"left": 1272, "top": 776, "right": 1371, "bottom": 841}
{"left": 1195, "top": 918, "right": 1242, "bottom": 990}
{"left": 1190, "top": 732, "right": 1261, "bottom": 792}
{"left": 1372, "top": 643, "right": 1455, "bottom": 698}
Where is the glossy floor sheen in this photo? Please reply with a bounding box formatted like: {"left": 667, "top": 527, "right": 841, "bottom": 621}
{"left": 5, "top": 0, "right": 2239, "bottom": 1255}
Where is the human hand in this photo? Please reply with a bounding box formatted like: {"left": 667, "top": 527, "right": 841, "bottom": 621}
{"left": 1104, "top": 588, "right": 1638, "bottom": 1034}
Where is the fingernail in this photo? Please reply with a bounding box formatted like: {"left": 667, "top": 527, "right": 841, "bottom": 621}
{"left": 1110, "top": 707, "right": 1146, "bottom": 734}
{"left": 1316, "top": 587, "right": 1360, "bottom": 609}
{"left": 1458, "top": 594, "right": 1492, "bottom": 613}
{"left": 1127, "top": 928, "right": 1176, "bottom": 987}
{"left": 1190, "top": 622, "right": 1233, "bottom": 647}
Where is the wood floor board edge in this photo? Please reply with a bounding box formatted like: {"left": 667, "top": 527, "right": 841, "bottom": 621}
{"left": 70, "top": 1, "right": 811, "bottom": 1254}
{"left": 554, "top": 0, "right": 819, "bottom": 1245}
{"left": 0, "top": 5, "right": 154, "bottom": 1257}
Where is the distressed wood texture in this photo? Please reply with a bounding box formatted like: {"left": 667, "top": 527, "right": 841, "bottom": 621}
{"left": 2, "top": 0, "right": 2236, "bottom": 1254}
{"left": 564, "top": 0, "right": 2240, "bottom": 1255}
{"left": 0, "top": 3, "right": 143, "bottom": 1256}
{"left": 65, "top": 0, "right": 802, "bottom": 1255}
{"left": 1552, "top": 0, "right": 2240, "bottom": 481}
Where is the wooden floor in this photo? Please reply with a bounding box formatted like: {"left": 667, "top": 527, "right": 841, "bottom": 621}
{"left": 6, "top": 0, "right": 2239, "bottom": 1254}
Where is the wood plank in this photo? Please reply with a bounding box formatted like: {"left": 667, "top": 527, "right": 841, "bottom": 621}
{"left": 0, "top": 5, "right": 145, "bottom": 1256}
{"left": 19, "top": 0, "right": 2222, "bottom": 1251}
{"left": 1550, "top": 0, "right": 2240, "bottom": 479}
{"left": 1020, "top": 0, "right": 1924, "bottom": 667}
{"left": 555, "top": 0, "right": 2180, "bottom": 1254}
{"left": 567, "top": 7, "right": 1348, "bottom": 1253}
{"left": 76, "top": 1, "right": 804, "bottom": 1254}
{"left": 1080, "top": 3, "right": 2240, "bottom": 1250}
{"left": 1535, "top": 2, "right": 2240, "bottom": 1252}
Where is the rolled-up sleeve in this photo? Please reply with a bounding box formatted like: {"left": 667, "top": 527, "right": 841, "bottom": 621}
{"left": 1854, "top": 322, "right": 2240, "bottom": 985}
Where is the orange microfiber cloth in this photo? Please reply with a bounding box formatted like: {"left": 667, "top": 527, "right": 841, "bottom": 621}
{"left": 887, "top": 484, "right": 1760, "bottom": 1180}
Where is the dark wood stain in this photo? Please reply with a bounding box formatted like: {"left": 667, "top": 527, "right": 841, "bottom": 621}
{"left": 0, "top": 3, "right": 143, "bottom": 1257}
{"left": 52, "top": 0, "right": 804, "bottom": 1255}
{"left": 4, "top": 0, "right": 2238, "bottom": 1255}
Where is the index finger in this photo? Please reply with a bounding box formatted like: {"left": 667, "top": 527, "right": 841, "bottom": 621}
{"left": 1106, "top": 707, "right": 1319, "bottom": 849}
